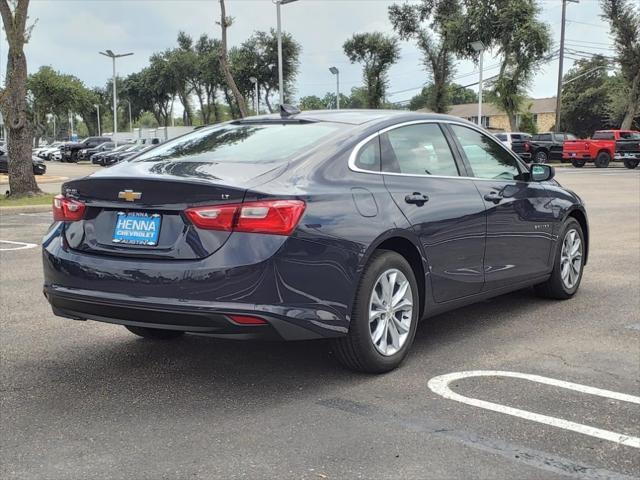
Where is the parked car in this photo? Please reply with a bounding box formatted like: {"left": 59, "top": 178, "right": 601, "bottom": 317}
{"left": 563, "top": 130, "right": 640, "bottom": 169}
{"left": 81, "top": 142, "right": 115, "bottom": 161}
{"left": 495, "top": 132, "right": 531, "bottom": 150}
{"left": 43, "top": 109, "right": 588, "bottom": 373}
{"left": 529, "top": 132, "right": 577, "bottom": 163}
{"left": 96, "top": 144, "right": 137, "bottom": 166}
{"left": 496, "top": 132, "right": 533, "bottom": 161}
{"left": 37, "top": 142, "right": 63, "bottom": 160}
{"left": 60, "top": 136, "right": 111, "bottom": 162}
{"left": 0, "top": 147, "right": 46, "bottom": 175}
{"left": 106, "top": 145, "right": 153, "bottom": 165}
{"left": 91, "top": 143, "right": 135, "bottom": 165}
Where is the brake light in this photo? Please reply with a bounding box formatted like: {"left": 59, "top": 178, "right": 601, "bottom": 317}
{"left": 185, "top": 200, "right": 305, "bottom": 236}
{"left": 228, "top": 314, "right": 268, "bottom": 325}
{"left": 524, "top": 142, "right": 530, "bottom": 152}
{"left": 52, "top": 194, "right": 86, "bottom": 221}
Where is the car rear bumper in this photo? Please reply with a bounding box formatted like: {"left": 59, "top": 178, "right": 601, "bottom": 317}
{"left": 42, "top": 224, "right": 356, "bottom": 340}
{"left": 44, "top": 285, "right": 323, "bottom": 341}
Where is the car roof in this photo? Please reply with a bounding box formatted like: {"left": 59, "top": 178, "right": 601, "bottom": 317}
{"left": 244, "top": 109, "right": 476, "bottom": 126}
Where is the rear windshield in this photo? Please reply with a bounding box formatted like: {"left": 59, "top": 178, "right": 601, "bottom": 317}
{"left": 593, "top": 131, "right": 615, "bottom": 140}
{"left": 133, "top": 122, "right": 341, "bottom": 164}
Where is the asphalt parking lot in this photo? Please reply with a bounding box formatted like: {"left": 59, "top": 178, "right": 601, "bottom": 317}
{"left": 1, "top": 166, "right": 639, "bottom": 479}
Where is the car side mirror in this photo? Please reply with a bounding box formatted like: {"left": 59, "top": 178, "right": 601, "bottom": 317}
{"left": 530, "top": 164, "right": 555, "bottom": 182}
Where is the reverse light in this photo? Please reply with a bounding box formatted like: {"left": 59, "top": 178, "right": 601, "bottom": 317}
{"left": 185, "top": 200, "right": 305, "bottom": 236}
{"left": 52, "top": 194, "right": 86, "bottom": 221}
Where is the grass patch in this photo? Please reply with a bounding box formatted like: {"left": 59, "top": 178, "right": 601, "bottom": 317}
{"left": 0, "top": 193, "right": 54, "bottom": 207}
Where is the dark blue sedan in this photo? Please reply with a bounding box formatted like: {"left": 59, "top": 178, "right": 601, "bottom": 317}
{"left": 43, "top": 109, "right": 588, "bottom": 372}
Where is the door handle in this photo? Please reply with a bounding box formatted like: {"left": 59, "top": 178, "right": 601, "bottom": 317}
{"left": 405, "top": 192, "right": 429, "bottom": 206}
{"left": 484, "top": 192, "right": 503, "bottom": 204}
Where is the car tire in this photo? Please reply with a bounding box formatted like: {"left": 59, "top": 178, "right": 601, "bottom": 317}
{"left": 331, "top": 250, "right": 419, "bottom": 373}
{"left": 623, "top": 159, "right": 639, "bottom": 169}
{"left": 124, "top": 325, "right": 185, "bottom": 340}
{"left": 534, "top": 150, "right": 548, "bottom": 164}
{"left": 534, "top": 218, "right": 585, "bottom": 300}
{"left": 571, "top": 159, "right": 586, "bottom": 168}
{"left": 594, "top": 151, "right": 610, "bottom": 168}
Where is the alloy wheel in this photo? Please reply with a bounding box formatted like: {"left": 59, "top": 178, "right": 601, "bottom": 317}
{"left": 368, "top": 268, "right": 413, "bottom": 356}
{"left": 560, "top": 229, "right": 582, "bottom": 289}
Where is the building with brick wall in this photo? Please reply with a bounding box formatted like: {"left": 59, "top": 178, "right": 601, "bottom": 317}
{"left": 419, "top": 97, "right": 557, "bottom": 132}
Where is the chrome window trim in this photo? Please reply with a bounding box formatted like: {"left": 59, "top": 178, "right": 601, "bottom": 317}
{"left": 347, "top": 119, "right": 528, "bottom": 181}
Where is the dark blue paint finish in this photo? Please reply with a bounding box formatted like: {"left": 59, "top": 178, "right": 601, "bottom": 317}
{"left": 43, "top": 111, "right": 588, "bottom": 341}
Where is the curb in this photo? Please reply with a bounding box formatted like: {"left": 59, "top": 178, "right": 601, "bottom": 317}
{"left": 0, "top": 204, "right": 51, "bottom": 214}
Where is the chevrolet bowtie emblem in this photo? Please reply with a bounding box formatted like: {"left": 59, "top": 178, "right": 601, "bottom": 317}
{"left": 118, "top": 190, "right": 142, "bottom": 202}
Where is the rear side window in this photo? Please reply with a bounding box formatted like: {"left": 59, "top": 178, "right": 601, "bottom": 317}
{"left": 564, "top": 133, "right": 577, "bottom": 140}
{"left": 449, "top": 125, "right": 520, "bottom": 180}
{"left": 495, "top": 134, "right": 507, "bottom": 141}
{"left": 381, "top": 123, "right": 459, "bottom": 177}
{"left": 619, "top": 131, "right": 640, "bottom": 139}
{"left": 133, "top": 123, "right": 341, "bottom": 164}
{"left": 540, "top": 134, "right": 552, "bottom": 141}
{"left": 354, "top": 137, "right": 380, "bottom": 172}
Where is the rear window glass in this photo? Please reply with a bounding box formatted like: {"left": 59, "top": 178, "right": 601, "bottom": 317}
{"left": 133, "top": 123, "right": 341, "bottom": 164}
{"left": 592, "top": 131, "right": 615, "bottom": 140}
{"left": 495, "top": 134, "right": 507, "bottom": 141}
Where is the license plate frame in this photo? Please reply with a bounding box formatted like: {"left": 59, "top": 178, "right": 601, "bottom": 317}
{"left": 112, "top": 211, "right": 161, "bottom": 246}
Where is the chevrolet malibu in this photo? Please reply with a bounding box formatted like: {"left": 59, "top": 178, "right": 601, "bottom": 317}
{"left": 43, "top": 110, "right": 588, "bottom": 373}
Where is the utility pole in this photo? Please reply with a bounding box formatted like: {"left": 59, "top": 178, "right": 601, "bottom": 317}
{"left": 274, "top": 0, "right": 298, "bottom": 108}
{"left": 94, "top": 104, "right": 101, "bottom": 136}
{"left": 99, "top": 50, "right": 134, "bottom": 146}
{"left": 555, "top": 0, "right": 579, "bottom": 132}
{"left": 470, "top": 41, "right": 485, "bottom": 127}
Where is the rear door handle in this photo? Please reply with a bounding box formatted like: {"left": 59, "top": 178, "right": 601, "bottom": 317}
{"left": 484, "top": 192, "right": 503, "bottom": 204}
{"left": 405, "top": 192, "right": 429, "bottom": 206}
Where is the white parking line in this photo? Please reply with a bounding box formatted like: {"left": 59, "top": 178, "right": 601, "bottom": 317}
{"left": 428, "top": 370, "right": 640, "bottom": 449}
{"left": 0, "top": 240, "right": 38, "bottom": 251}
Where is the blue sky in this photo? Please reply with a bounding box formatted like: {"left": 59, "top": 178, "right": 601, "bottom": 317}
{"left": 15, "top": 0, "right": 615, "bottom": 106}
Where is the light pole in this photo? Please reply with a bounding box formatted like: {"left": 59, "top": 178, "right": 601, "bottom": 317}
{"left": 329, "top": 67, "right": 340, "bottom": 109}
{"left": 555, "top": 0, "right": 580, "bottom": 132}
{"left": 274, "top": 0, "right": 298, "bottom": 108}
{"left": 94, "top": 104, "right": 101, "bottom": 136}
{"left": 249, "top": 76, "right": 259, "bottom": 114}
{"left": 124, "top": 99, "right": 133, "bottom": 132}
{"left": 471, "top": 41, "right": 484, "bottom": 127}
{"left": 99, "top": 50, "right": 133, "bottom": 146}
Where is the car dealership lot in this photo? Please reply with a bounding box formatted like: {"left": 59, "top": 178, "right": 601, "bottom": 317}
{"left": 1, "top": 168, "right": 639, "bottom": 479}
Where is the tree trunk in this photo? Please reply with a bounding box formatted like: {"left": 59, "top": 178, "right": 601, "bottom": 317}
{"left": 621, "top": 71, "right": 639, "bottom": 130}
{"left": 264, "top": 88, "right": 273, "bottom": 113}
{"left": 0, "top": 0, "right": 41, "bottom": 197}
{"left": 218, "top": 0, "right": 247, "bottom": 118}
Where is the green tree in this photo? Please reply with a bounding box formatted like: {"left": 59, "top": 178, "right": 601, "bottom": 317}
{"left": 389, "top": 0, "right": 460, "bottom": 113}
{"left": 446, "top": 0, "right": 551, "bottom": 130}
{"left": 343, "top": 32, "right": 400, "bottom": 108}
{"left": 217, "top": 0, "right": 248, "bottom": 118}
{"left": 560, "top": 56, "right": 613, "bottom": 137}
{"left": 601, "top": 0, "right": 640, "bottom": 129}
{"left": 0, "top": 0, "right": 40, "bottom": 197}
{"left": 408, "top": 83, "right": 478, "bottom": 111}
{"left": 299, "top": 95, "right": 325, "bottom": 110}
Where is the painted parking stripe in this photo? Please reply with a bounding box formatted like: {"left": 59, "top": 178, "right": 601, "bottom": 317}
{"left": 428, "top": 370, "right": 640, "bottom": 449}
{"left": 0, "top": 240, "right": 38, "bottom": 251}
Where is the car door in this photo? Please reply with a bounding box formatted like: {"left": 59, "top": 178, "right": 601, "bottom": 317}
{"left": 447, "top": 124, "right": 555, "bottom": 291}
{"left": 380, "top": 122, "right": 487, "bottom": 303}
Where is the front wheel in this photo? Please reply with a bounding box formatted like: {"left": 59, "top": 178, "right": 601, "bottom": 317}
{"left": 594, "top": 151, "right": 610, "bottom": 168}
{"left": 331, "top": 250, "right": 419, "bottom": 373}
{"left": 571, "top": 159, "right": 586, "bottom": 168}
{"left": 125, "top": 325, "right": 185, "bottom": 340}
{"left": 535, "top": 218, "right": 585, "bottom": 299}
{"left": 623, "top": 158, "right": 639, "bottom": 169}
{"left": 534, "top": 150, "right": 548, "bottom": 164}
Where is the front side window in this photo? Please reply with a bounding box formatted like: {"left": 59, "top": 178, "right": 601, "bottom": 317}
{"left": 619, "top": 131, "right": 640, "bottom": 139}
{"left": 133, "top": 122, "right": 341, "bottom": 165}
{"left": 449, "top": 125, "right": 520, "bottom": 181}
{"left": 381, "top": 123, "right": 459, "bottom": 177}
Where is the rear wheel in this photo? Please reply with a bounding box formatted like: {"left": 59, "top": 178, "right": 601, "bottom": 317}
{"left": 331, "top": 250, "right": 419, "bottom": 373}
{"left": 594, "top": 151, "right": 610, "bottom": 168}
{"left": 534, "top": 150, "right": 548, "bottom": 164}
{"left": 623, "top": 158, "right": 639, "bottom": 169}
{"left": 125, "top": 325, "right": 185, "bottom": 340}
{"left": 571, "top": 159, "right": 586, "bottom": 168}
{"left": 535, "top": 218, "right": 585, "bottom": 300}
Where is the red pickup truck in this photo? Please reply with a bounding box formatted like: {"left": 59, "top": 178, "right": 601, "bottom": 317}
{"left": 563, "top": 130, "right": 640, "bottom": 169}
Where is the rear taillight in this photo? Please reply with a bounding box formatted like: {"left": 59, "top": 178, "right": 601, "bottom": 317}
{"left": 185, "top": 200, "right": 305, "bottom": 236}
{"left": 524, "top": 142, "right": 530, "bottom": 152}
{"left": 52, "top": 194, "right": 86, "bottom": 221}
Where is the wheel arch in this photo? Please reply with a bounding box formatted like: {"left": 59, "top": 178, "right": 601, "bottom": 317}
{"left": 357, "top": 231, "right": 429, "bottom": 321}
{"left": 566, "top": 207, "right": 589, "bottom": 265}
